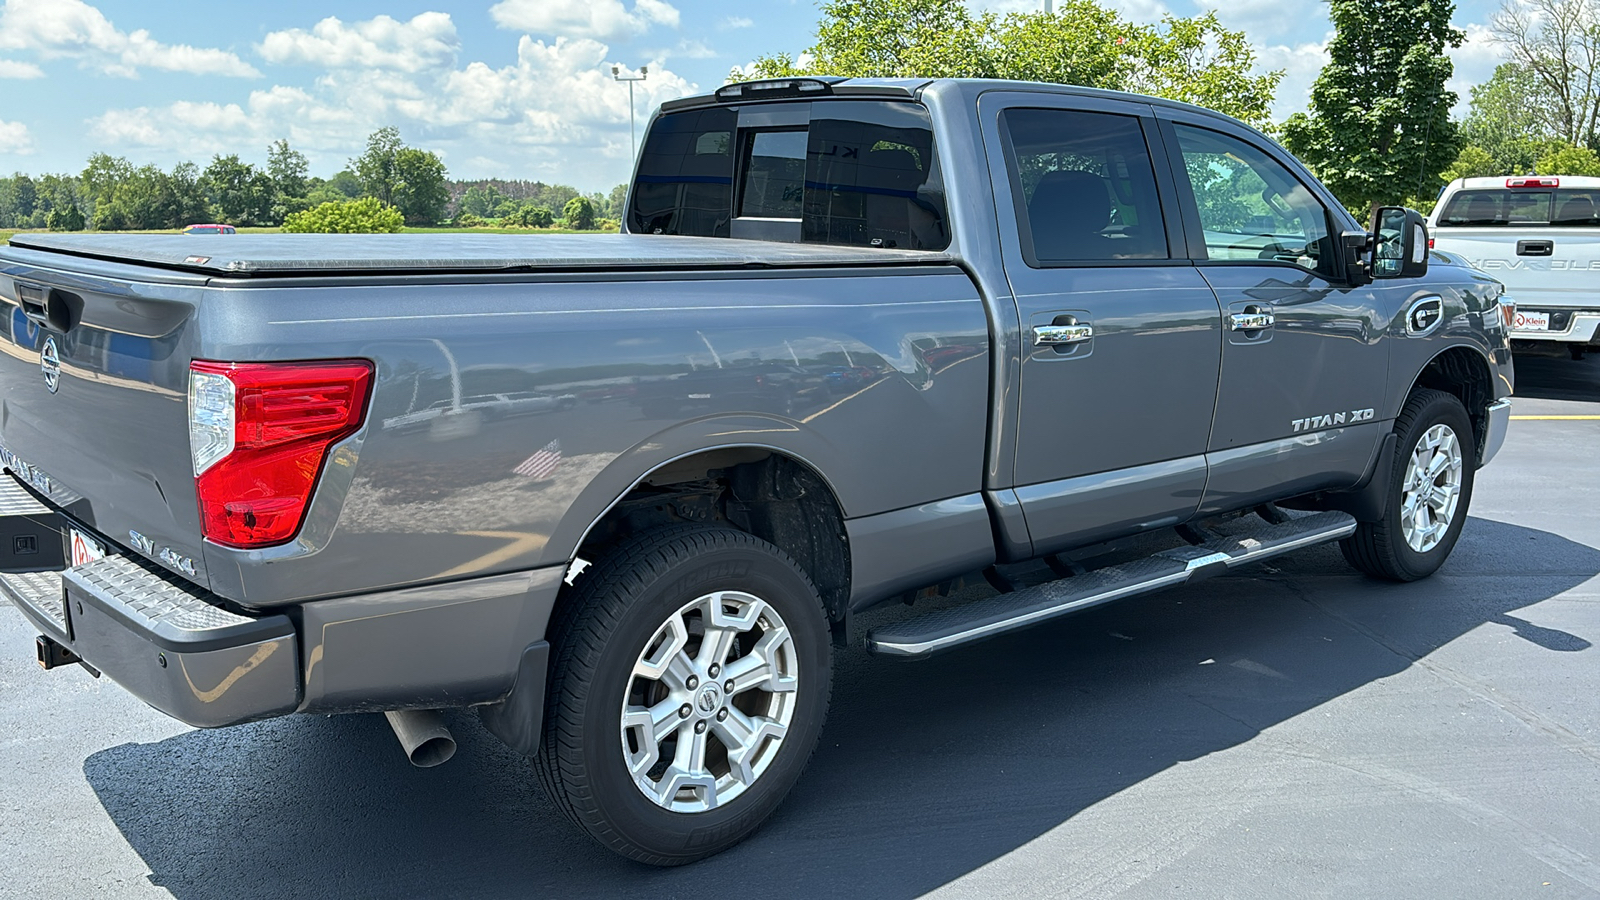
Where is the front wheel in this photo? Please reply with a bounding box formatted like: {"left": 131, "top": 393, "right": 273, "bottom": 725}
{"left": 535, "top": 527, "right": 832, "bottom": 865}
{"left": 1341, "top": 388, "right": 1476, "bottom": 581}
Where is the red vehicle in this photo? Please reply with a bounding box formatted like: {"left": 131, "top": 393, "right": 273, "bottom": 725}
{"left": 181, "top": 224, "right": 236, "bottom": 235}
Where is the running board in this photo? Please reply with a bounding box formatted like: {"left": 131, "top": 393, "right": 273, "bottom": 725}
{"left": 866, "top": 511, "right": 1357, "bottom": 658}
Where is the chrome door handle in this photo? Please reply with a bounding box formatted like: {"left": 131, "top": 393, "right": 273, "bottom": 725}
{"left": 1230, "top": 312, "right": 1274, "bottom": 331}
{"left": 1033, "top": 324, "right": 1094, "bottom": 346}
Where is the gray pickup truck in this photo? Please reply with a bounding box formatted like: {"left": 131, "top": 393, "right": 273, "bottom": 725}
{"left": 0, "top": 77, "right": 1513, "bottom": 865}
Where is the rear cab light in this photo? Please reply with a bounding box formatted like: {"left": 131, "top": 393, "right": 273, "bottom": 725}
{"left": 1506, "top": 176, "right": 1559, "bottom": 188}
{"left": 188, "top": 360, "right": 374, "bottom": 549}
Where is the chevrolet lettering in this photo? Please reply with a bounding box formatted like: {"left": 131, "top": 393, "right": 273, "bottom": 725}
{"left": 0, "top": 77, "right": 1513, "bottom": 866}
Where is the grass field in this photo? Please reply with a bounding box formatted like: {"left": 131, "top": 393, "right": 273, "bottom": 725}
{"left": 0, "top": 225, "right": 620, "bottom": 245}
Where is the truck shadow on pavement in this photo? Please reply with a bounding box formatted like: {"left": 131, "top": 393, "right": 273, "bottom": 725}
{"left": 84, "top": 516, "right": 1598, "bottom": 900}
{"left": 1509, "top": 351, "right": 1600, "bottom": 402}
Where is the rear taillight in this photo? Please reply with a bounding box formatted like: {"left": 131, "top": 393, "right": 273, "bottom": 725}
{"left": 188, "top": 360, "right": 373, "bottom": 549}
{"left": 1498, "top": 296, "right": 1517, "bottom": 331}
{"left": 1506, "top": 176, "right": 1558, "bottom": 188}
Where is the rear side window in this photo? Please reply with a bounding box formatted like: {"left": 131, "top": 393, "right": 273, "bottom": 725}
{"left": 1437, "top": 188, "right": 1600, "bottom": 227}
{"left": 632, "top": 107, "right": 737, "bottom": 238}
{"left": 999, "top": 108, "right": 1169, "bottom": 264}
{"left": 629, "top": 101, "right": 950, "bottom": 250}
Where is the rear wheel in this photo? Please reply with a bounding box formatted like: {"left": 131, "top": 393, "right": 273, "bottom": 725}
{"left": 536, "top": 527, "right": 832, "bottom": 865}
{"left": 1341, "top": 388, "right": 1475, "bottom": 581}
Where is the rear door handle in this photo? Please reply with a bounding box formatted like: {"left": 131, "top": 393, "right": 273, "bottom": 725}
{"left": 1230, "top": 312, "right": 1275, "bottom": 331}
{"left": 1033, "top": 324, "right": 1093, "bottom": 345}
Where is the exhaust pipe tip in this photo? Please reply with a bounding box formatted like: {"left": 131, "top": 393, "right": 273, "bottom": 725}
{"left": 384, "top": 709, "right": 457, "bottom": 768}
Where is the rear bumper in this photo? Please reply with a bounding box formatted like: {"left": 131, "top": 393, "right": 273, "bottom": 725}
{"left": 4, "top": 552, "right": 301, "bottom": 728}
{"left": 1510, "top": 310, "right": 1600, "bottom": 343}
{"left": 2, "top": 472, "right": 563, "bottom": 731}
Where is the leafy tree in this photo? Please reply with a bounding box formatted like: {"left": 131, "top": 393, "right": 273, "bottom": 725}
{"left": 453, "top": 212, "right": 486, "bottom": 227}
{"left": 327, "top": 169, "right": 363, "bottom": 198}
{"left": 1491, "top": 0, "right": 1600, "bottom": 147}
{"left": 267, "top": 140, "right": 309, "bottom": 200}
{"left": 202, "top": 155, "right": 274, "bottom": 225}
{"left": 352, "top": 127, "right": 404, "bottom": 205}
{"left": 605, "top": 183, "right": 628, "bottom": 218}
{"left": 734, "top": 0, "right": 1281, "bottom": 126}
{"left": 169, "top": 162, "right": 210, "bottom": 225}
{"left": 1442, "top": 146, "right": 1502, "bottom": 182}
{"left": 460, "top": 185, "right": 505, "bottom": 217}
{"left": 1537, "top": 142, "right": 1600, "bottom": 175}
{"left": 507, "top": 203, "right": 554, "bottom": 227}
{"left": 281, "top": 197, "right": 405, "bottom": 233}
{"left": 392, "top": 147, "right": 449, "bottom": 225}
{"left": 47, "top": 203, "right": 84, "bottom": 231}
{"left": 6, "top": 173, "right": 37, "bottom": 225}
{"left": 563, "top": 196, "right": 597, "bottom": 230}
{"left": 1281, "top": 0, "right": 1464, "bottom": 214}
{"left": 1461, "top": 63, "right": 1554, "bottom": 175}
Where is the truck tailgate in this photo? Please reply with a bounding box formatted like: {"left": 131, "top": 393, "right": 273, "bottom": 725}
{"left": 1434, "top": 227, "right": 1600, "bottom": 307}
{"left": 0, "top": 260, "right": 208, "bottom": 588}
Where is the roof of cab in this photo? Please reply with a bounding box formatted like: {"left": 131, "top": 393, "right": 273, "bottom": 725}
{"left": 1450, "top": 175, "right": 1600, "bottom": 190}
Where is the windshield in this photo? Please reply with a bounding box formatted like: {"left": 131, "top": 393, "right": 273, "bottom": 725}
{"left": 1437, "top": 188, "right": 1600, "bottom": 227}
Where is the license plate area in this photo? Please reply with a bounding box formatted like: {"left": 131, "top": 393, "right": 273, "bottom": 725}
{"left": 70, "top": 528, "right": 106, "bottom": 567}
{"left": 1513, "top": 310, "right": 1551, "bottom": 332}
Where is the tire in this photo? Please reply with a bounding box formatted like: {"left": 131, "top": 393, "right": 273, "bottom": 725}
{"left": 1340, "top": 388, "right": 1476, "bottom": 581}
{"left": 535, "top": 526, "right": 832, "bottom": 865}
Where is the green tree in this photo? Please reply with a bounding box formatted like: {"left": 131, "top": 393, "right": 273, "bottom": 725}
{"left": 8, "top": 173, "right": 37, "bottom": 225}
{"left": 393, "top": 147, "right": 449, "bottom": 225}
{"left": 563, "top": 196, "right": 597, "bottom": 230}
{"left": 281, "top": 197, "right": 405, "bottom": 233}
{"left": 201, "top": 155, "right": 274, "bottom": 225}
{"left": 47, "top": 203, "right": 84, "bottom": 231}
{"left": 1442, "top": 146, "right": 1502, "bottom": 182}
{"left": 734, "top": 0, "right": 1281, "bottom": 126}
{"left": 507, "top": 203, "right": 554, "bottom": 227}
{"left": 1536, "top": 142, "right": 1600, "bottom": 175}
{"left": 605, "top": 182, "right": 628, "bottom": 218}
{"left": 460, "top": 185, "right": 505, "bottom": 217}
{"left": 352, "top": 127, "right": 404, "bottom": 204}
{"left": 168, "top": 161, "right": 210, "bottom": 225}
{"left": 1280, "top": 0, "right": 1464, "bottom": 214}
{"left": 267, "top": 139, "right": 309, "bottom": 200}
{"left": 1461, "top": 63, "right": 1554, "bottom": 175}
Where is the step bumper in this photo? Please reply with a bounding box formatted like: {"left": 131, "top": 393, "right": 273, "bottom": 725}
{"left": 0, "top": 476, "right": 299, "bottom": 727}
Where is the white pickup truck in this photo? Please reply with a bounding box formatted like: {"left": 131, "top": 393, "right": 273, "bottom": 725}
{"left": 1430, "top": 174, "right": 1600, "bottom": 359}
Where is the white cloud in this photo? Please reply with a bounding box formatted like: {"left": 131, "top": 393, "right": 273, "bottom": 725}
{"left": 0, "top": 118, "right": 32, "bottom": 153}
{"left": 259, "top": 13, "right": 459, "bottom": 73}
{"left": 1195, "top": 0, "right": 1309, "bottom": 43}
{"left": 1259, "top": 38, "right": 1330, "bottom": 121}
{"left": 489, "top": 0, "right": 680, "bottom": 40}
{"left": 0, "top": 56, "right": 39, "bottom": 76}
{"left": 0, "top": 0, "right": 258, "bottom": 78}
{"left": 1448, "top": 21, "right": 1505, "bottom": 111}
{"left": 88, "top": 35, "right": 698, "bottom": 188}
{"left": 722, "top": 16, "right": 753, "bottom": 29}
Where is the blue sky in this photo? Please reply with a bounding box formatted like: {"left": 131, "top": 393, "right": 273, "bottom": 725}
{"left": 0, "top": 0, "right": 1507, "bottom": 192}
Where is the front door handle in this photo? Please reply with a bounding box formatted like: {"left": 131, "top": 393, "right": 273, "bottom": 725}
{"left": 1230, "top": 311, "right": 1275, "bottom": 331}
{"left": 1033, "top": 323, "right": 1094, "bottom": 346}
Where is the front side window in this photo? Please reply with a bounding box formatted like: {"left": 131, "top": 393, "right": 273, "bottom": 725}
{"left": 629, "top": 101, "right": 949, "bottom": 250}
{"left": 1000, "top": 108, "right": 1169, "bottom": 264}
{"left": 1172, "top": 124, "right": 1336, "bottom": 278}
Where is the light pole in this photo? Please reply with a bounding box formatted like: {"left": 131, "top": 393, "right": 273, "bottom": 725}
{"left": 612, "top": 64, "right": 649, "bottom": 160}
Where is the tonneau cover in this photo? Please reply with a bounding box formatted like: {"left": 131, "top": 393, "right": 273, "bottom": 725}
{"left": 6, "top": 233, "right": 952, "bottom": 277}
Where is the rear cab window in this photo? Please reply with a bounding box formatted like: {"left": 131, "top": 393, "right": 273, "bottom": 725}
{"left": 1437, "top": 187, "right": 1600, "bottom": 227}
{"left": 630, "top": 100, "right": 950, "bottom": 251}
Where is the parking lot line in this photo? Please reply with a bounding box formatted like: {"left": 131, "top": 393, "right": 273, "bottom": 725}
{"left": 1510, "top": 415, "right": 1600, "bottom": 420}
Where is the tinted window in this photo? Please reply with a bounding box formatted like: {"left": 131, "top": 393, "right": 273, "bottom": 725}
{"left": 631, "top": 107, "right": 736, "bottom": 237}
{"left": 1172, "top": 124, "right": 1335, "bottom": 278}
{"left": 1437, "top": 188, "right": 1600, "bottom": 227}
{"left": 1001, "top": 108, "right": 1169, "bottom": 264}
{"left": 628, "top": 101, "right": 949, "bottom": 250}
{"left": 740, "top": 130, "right": 807, "bottom": 218}
{"left": 803, "top": 102, "right": 948, "bottom": 250}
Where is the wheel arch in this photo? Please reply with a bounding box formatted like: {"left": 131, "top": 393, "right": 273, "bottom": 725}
{"left": 1401, "top": 343, "right": 1496, "bottom": 465}
{"left": 553, "top": 417, "right": 854, "bottom": 624}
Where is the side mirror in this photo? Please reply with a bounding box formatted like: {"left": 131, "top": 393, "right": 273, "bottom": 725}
{"left": 1370, "top": 206, "right": 1429, "bottom": 279}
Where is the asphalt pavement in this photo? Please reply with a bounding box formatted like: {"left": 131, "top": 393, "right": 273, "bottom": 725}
{"left": 2, "top": 353, "right": 1598, "bottom": 899}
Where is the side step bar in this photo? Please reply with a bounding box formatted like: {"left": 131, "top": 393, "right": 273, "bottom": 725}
{"left": 866, "top": 510, "right": 1357, "bottom": 658}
